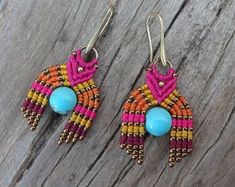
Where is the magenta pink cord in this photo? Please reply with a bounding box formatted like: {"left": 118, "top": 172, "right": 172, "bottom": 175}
{"left": 67, "top": 49, "right": 98, "bottom": 86}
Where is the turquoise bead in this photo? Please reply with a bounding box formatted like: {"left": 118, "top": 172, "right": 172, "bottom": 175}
{"left": 49, "top": 87, "right": 77, "bottom": 114}
{"left": 145, "top": 107, "right": 172, "bottom": 136}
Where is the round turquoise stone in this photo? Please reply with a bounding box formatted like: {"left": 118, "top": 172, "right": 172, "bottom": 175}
{"left": 145, "top": 107, "right": 172, "bottom": 136}
{"left": 49, "top": 87, "right": 77, "bottom": 115}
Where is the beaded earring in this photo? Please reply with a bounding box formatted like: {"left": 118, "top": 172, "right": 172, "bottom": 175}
{"left": 21, "top": 7, "right": 113, "bottom": 144}
{"left": 120, "top": 13, "right": 193, "bottom": 167}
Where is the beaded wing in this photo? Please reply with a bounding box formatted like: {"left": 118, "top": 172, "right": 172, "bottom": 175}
{"left": 21, "top": 49, "right": 100, "bottom": 144}
{"left": 120, "top": 64, "right": 193, "bottom": 167}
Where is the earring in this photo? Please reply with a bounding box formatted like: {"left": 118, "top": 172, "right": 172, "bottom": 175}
{"left": 120, "top": 13, "right": 193, "bottom": 167}
{"left": 21, "top": 6, "right": 114, "bottom": 144}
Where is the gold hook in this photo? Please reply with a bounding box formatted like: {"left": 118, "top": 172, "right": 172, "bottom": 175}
{"left": 83, "top": 6, "right": 114, "bottom": 61}
{"left": 146, "top": 12, "right": 167, "bottom": 66}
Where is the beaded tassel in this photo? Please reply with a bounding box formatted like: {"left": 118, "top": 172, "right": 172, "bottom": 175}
{"left": 120, "top": 63, "right": 193, "bottom": 167}
{"left": 21, "top": 49, "right": 100, "bottom": 143}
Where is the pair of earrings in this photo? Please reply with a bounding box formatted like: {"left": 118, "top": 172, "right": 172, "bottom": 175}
{"left": 21, "top": 7, "right": 193, "bottom": 167}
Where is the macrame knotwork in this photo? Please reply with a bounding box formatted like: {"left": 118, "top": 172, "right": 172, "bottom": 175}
{"left": 21, "top": 49, "right": 100, "bottom": 144}
{"left": 120, "top": 63, "right": 193, "bottom": 167}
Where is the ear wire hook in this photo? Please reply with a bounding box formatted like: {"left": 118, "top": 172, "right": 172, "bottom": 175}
{"left": 146, "top": 12, "right": 167, "bottom": 66}
{"left": 83, "top": 6, "right": 114, "bottom": 61}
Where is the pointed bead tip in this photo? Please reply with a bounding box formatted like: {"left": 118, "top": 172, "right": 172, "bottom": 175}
{"left": 79, "top": 136, "right": 84, "bottom": 140}
{"left": 132, "top": 155, "right": 138, "bottom": 160}
{"left": 137, "top": 159, "right": 143, "bottom": 165}
{"left": 72, "top": 138, "right": 77, "bottom": 143}
{"left": 120, "top": 144, "right": 126, "bottom": 149}
{"left": 30, "top": 127, "right": 36, "bottom": 131}
{"left": 65, "top": 139, "right": 70, "bottom": 144}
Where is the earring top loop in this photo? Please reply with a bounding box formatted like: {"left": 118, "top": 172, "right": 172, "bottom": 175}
{"left": 146, "top": 12, "right": 167, "bottom": 67}
{"left": 81, "top": 46, "right": 98, "bottom": 59}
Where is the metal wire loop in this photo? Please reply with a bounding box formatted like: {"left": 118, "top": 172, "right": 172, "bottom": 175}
{"left": 81, "top": 46, "right": 98, "bottom": 59}
{"left": 146, "top": 12, "right": 168, "bottom": 67}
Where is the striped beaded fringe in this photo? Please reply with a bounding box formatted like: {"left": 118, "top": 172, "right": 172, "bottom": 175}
{"left": 120, "top": 85, "right": 157, "bottom": 164}
{"left": 58, "top": 80, "right": 100, "bottom": 144}
{"left": 21, "top": 64, "right": 69, "bottom": 130}
{"left": 160, "top": 90, "right": 193, "bottom": 167}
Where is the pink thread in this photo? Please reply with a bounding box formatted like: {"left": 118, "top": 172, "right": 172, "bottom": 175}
{"left": 146, "top": 64, "right": 177, "bottom": 103}
{"left": 172, "top": 118, "right": 177, "bottom": 127}
{"left": 140, "top": 115, "right": 145, "bottom": 123}
{"left": 122, "top": 114, "right": 128, "bottom": 121}
{"left": 188, "top": 119, "right": 193, "bottom": 128}
{"left": 177, "top": 119, "right": 182, "bottom": 128}
{"left": 81, "top": 106, "right": 86, "bottom": 113}
{"left": 74, "top": 105, "right": 96, "bottom": 119}
{"left": 122, "top": 113, "right": 145, "bottom": 123}
{"left": 32, "top": 82, "right": 53, "bottom": 96}
{"left": 182, "top": 119, "right": 188, "bottom": 128}
{"left": 85, "top": 110, "right": 96, "bottom": 119}
{"left": 129, "top": 114, "right": 134, "bottom": 121}
{"left": 66, "top": 49, "right": 98, "bottom": 86}
{"left": 134, "top": 113, "right": 140, "bottom": 122}
{"left": 90, "top": 112, "right": 96, "bottom": 119}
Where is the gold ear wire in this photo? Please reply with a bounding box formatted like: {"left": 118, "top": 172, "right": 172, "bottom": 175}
{"left": 83, "top": 6, "right": 114, "bottom": 61}
{"left": 146, "top": 12, "right": 168, "bottom": 67}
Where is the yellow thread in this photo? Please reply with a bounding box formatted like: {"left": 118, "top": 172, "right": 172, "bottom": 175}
{"left": 83, "top": 82, "right": 89, "bottom": 88}
{"left": 38, "top": 95, "right": 44, "bottom": 101}
{"left": 176, "top": 131, "right": 182, "bottom": 137}
{"left": 165, "top": 98, "right": 171, "bottom": 104}
{"left": 88, "top": 79, "right": 94, "bottom": 84}
{"left": 63, "top": 81, "right": 70, "bottom": 87}
{"left": 133, "top": 126, "right": 139, "bottom": 133}
{"left": 151, "top": 99, "right": 157, "bottom": 105}
{"left": 188, "top": 131, "right": 193, "bottom": 138}
{"left": 144, "top": 89, "right": 151, "bottom": 95}
{"left": 62, "top": 75, "right": 67, "bottom": 79}
{"left": 85, "top": 120, "right": 91, "bottom": 128}
{"left": 37, "top": 98, "right": 42, "bottom": 103}
{"left": 73, "top": 84, "right": 79, "bottom": 91}
{"left": 27, "top": 90, "right": 34, "bottom": 98}
{"left": 146, "top": 92, "right": 153, "bottom": 99}
{"left": 32, "top": 95, "right": 38, "bottom": 101}
{"left": 60, "top": 70, "right": 66, "bottom": 75}
{"left": 170, "top": 130, "right": 176, "bottom": 136}
{"left": 169, "top": 94, "right": 176, "bottom": 100}
{"left": 60, "top": 64, "right": 66, "bottom": 69}
{"left": 70, "top": 113, "right": 77, "bottom": 122}
{"left": 42, "top": 98, "right": 48, "bottom": 106}
{"left": 139, "top": 126, "right": 145, "bottom": 133}
{"left": 75, "top": 116, "right": 82, "bottom": 124}
{"left": 160, "top": 102, "right": 168, "bottom": 108}
{"left": 128, "top": 126, "right": 134, "bottom": 133}
{"left": 73, "top": 86, "right": 79, "bottom": 92}
{"left": 143, "top": 88, "right": 157, "bottom": 105}
{"left": 78, "top": 84, "right": 84, "bottom": 90}
{"left": 80, "top": 119, "right": 88, "bottom": 126}
{"left": 70, "top": 117, "right": 76, "bottom": 122}
{"left": 182, "top": 130, "right": 188, "bottom": 137}
{"left": 121, "top": 125, "right": 128, "bottom": 132}
{"left": 173, "top": 90, "right": 179, "bottom": 96}
{"left": 141, "top": 84, "right": 148, "bottom": 91}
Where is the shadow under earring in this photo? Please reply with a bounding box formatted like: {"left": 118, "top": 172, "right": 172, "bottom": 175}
{"left": 21, "top": 6, "right": 113, "bottom": 144}
{"left": 120, "top": 13, "right": 193, "bottom": 167}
